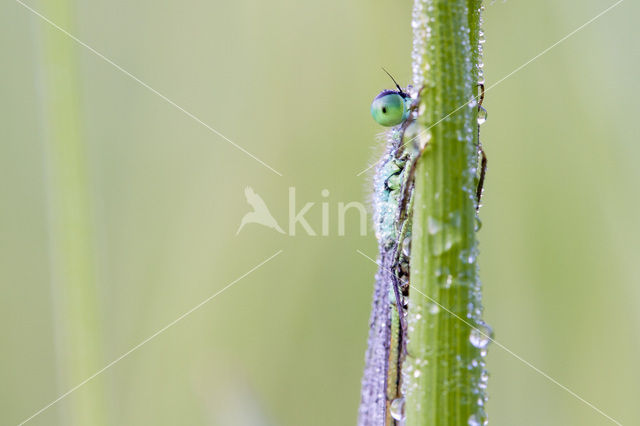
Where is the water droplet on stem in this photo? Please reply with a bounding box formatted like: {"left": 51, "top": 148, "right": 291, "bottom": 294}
{"left": 390, "top": 398, "right": 406, "bottom": 421}
{"left": 477, "top": 107, "right": 488, "bottom": 125}
{"left": 470, "top": 321, "right": 493, "bottom": 349}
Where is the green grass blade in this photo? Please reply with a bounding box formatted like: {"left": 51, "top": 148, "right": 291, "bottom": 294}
{"left": 35, "top": 1, "right": 107, "bottom": 424}
{"left": 405, "top": 1, "right": 489, "bottom": 425}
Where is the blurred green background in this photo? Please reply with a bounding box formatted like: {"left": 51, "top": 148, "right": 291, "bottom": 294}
{"left": 2, "top": 0, "right": 639, "bottom": 425}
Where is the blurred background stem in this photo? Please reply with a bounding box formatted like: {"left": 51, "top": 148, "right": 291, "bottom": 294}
{"left": 405, "top": 1, "right": 487, "bottom": 425}
{"left": 35, "top": 0, "right": 107, "bottom": 424}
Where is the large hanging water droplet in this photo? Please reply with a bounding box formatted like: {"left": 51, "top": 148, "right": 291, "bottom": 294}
{"left": 390, "top": 397, "right": 406, "bottom": 421}
{"left": 469, "top": 321, "right": 493, "bottom": 349}
{"left": 477, "top": 106, "right": 488, "bottom": 125}
{"left": 475, "top": 216, "right": 483, "bottom": 232}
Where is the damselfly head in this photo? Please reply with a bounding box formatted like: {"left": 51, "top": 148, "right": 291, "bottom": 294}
{"left": 371, "top": 68, "right": 411, "bottom": 127}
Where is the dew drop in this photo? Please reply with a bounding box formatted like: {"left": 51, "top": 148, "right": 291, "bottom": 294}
{"left": 428, "top": 216, "right": 443, "bottom": 235}
{"left": 435, "top": 266, "right": 447, "bottom": 278}
{"left": 480, "top": 369, "right": 489, "bottom": 384}
{"left": 443, "top": 231, "right": 461, "bottom": 253}
{"left": 402, "top": 237, "right": 411, "bottom": 257}
{"left": 390, "top": 397, "right": 406, "bottom": 421}
{"left": 413, "top": 369, "right": 422, "bottom": 378}
{"left": 468, "top": 414, "right": 481, "bottom": 426}
{"left": 460, "top": 248, "right": 477, "bottom": 264}
{"left": 444, "top": 274, "right": 453, "bottom": 289}
{"left": 447, "top": 210, "right": 462, "bottom": 227}
{"left": 428, "top": 302, "right": 440, "bottom": 315}
{"left": 469, "top": 321, "right": 493, "bottom": 349}
{"left": 477, "top": 107, "right": 488, "bottom": 125}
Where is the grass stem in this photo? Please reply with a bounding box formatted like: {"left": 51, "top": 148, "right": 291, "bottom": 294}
{"left": 36, "top": 1, "right": 107, "bottom": 424}
{"left": 405, "top": 1, "right": 488, "bottom": 425}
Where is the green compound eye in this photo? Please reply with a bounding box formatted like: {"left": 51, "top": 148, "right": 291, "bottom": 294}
{"left": 371, "top": 91, "right": 409, "bottom": 127}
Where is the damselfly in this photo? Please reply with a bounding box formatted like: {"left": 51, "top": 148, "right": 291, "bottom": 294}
{"left": 358, "top": 70, "right": 486, "bottom": 426}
